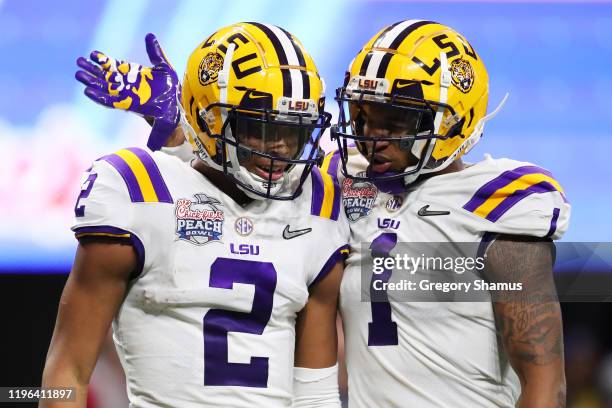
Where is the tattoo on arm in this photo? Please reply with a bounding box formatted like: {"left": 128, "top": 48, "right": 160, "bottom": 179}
{"left": 484, "top": 236, "right": 564, "bottom": 366}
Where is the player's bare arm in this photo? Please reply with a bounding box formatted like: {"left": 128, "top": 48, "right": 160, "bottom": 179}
{"left": 293, "top": 261, "right": 344, "bottom": 407}
{"left": 484, "top": 235, "right": 565, "bottom": 408}
{"left": 40, "top": 240, "right": 136, "bottom": 408}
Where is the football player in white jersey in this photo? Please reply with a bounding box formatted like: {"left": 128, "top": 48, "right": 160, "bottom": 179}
{"left": 331, "top": 21, "right": 570, "bottom": 407}
{"left": 41, "top": 24, "right": 349, "bottom": 408}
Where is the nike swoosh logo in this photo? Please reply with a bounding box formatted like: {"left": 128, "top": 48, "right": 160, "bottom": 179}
{"left": 417, "top": 205, "right": 450, "bottom": 216}
{"left": 283, "top": 225, "right": 312, "bottom": 240}
{"left": 395, "top": 81, "right": 417, "bottom": 89}
{"left": 246, "top": 94, "right": 268, "bottom": 99}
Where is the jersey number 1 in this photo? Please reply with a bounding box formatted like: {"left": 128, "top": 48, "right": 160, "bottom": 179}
{"left": 368, "top": 233, "right": 399, "bottom": 346}
{"left": 203, "top": 258, "right": 277, "bottom": 387}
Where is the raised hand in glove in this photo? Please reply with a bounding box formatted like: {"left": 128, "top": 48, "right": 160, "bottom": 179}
{"left": 75, "top": 33, "right": 180, "bottom": 151}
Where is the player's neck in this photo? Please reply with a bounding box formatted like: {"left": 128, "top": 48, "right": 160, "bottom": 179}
{"left": 191, "top": 159, "right": 254, "bottom": 206}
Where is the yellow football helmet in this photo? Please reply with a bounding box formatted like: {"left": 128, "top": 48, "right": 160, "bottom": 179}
{"left": 180, "top": 22, "right": 330, "bottom": 199}
{"left": 333, "top": 20, "right": 499, "bottom": 190}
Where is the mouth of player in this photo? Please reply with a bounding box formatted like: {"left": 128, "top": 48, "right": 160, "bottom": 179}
{"left": 369, "top": 154, "right": 393, "bottom": 174}
{"left": 253, "top": 162, "right": 287, "bottom": 181}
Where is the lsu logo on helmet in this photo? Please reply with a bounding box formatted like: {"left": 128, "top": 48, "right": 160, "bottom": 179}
{"left": 450, "top": 58, "right": 474, "bottom": 93}
{"left": 198, "top": 52, "right": 224, "bottom": 85}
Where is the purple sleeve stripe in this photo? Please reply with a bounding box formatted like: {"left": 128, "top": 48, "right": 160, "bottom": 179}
{"left": 126, "top": 147, "right": 173, "bottom": 203}
{"left": 327, "top": 151, "right": 341, "bottom": 221}
{"left": 485, "top": 180, "right": 558, "bottom": 222}
{"left": 477, "top": 231, "right": 498, "bottom": 259}
{"left": 309, "top": 244, "right": 349, "bottom": 289}
{"left": 310, "top": 167, "right": 325, "bottom": 216}
{"left": 74, "top": 225, "right": 131, "bottom": 237}
{"left": 102, "top": 154, "right": 145, "bottom": 202}
{"left": 545, "top": 207, "right": 561, "bottom": 238}
{"left": 463, "top": 165, "right": 553, "bottom": 212}
{"left": 73, "top": 225, "right": 146, "bottom": 279}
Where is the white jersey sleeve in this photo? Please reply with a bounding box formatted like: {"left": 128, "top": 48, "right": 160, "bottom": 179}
{"left": 71, "top": 147, "right": 175, "bottom": 277}
{"left": 459, "top": 157, "right": 570, "bottom": 240}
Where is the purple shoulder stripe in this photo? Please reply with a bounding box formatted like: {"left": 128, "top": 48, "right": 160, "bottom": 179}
{"left": 126, "top": 147, "right": 173, "bottom": 203}
{"left": 102, "top": 154, "right": 144, "bottom": 202}
{"left": 327, "top": 151, "right": 341, "bottom": 221}
{"left": 464, "top": 165, "right": 553, "bottom": 212}
{"left": 73, "top": 225, "right": 145, "bottom": 279}
{"left": 309, "top": 244, "right": 349, "bottom": 289}
{"left": 310, "top": 166, "right": 325, "bottom": 216}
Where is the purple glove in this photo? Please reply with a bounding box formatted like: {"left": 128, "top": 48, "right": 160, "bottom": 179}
{"left": 75, "top": 33, "right": 180, "bottom": 151}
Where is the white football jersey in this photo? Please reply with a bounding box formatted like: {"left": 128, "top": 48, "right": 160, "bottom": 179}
{"left": 72, "top": 147, "right": 349, "bottom": 408}
{"left": 336, "top": 147, "right": 570, "bottom": 408}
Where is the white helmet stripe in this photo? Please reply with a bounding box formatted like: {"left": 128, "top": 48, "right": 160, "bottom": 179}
{"left": 364, "top": 19, "right": 423, "bottom": 78}
{"left": 264, "top": 23, "right": 304, "bottom": 100}
{"left": 377, "top": 19, "right": 423, "bottom": 48}
{"left": 361, "top": 20, "right": 440, "bottom": 78}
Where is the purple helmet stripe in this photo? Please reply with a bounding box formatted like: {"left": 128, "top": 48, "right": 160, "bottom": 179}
{"left": 102, "top": 154, "right": 144, "bottom": 202}
{"left": 463, "top": 165, "right": 554, "bottom": 212}
{"left": 126, "top": 147, "right": 173, "bottom": 203}
{"left": 486, "top": 181, "right": 559, "bottom": 222}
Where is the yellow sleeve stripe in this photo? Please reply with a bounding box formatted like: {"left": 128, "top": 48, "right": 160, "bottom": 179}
{"left": 114, "top": 149, "right": 159, "bottom": 202}
{"left": 310, "top": 150, "right": 341, "bottom": 221}
{"left": 101, "top": 147, "right": 173, "bottom": 203}
{"left": 473, "top": 173, "right": 563, "bottom": 219}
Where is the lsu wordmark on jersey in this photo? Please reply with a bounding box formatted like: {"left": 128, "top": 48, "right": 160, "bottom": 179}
{"left": 72, "top": 147, "right": 348, "bottom": 408}
{"left": 336, "top": 147, "right": 570, "bottom": 408}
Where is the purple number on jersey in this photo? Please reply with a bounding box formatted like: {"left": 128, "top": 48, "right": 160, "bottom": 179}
{"left": 74, "top": 173, "right": 98, "bottom": 217}
{"left": 203, "top": 258, "right": 277, "bottom": 387}
{"left": 368, "top": 232, "right": 399, "bottom": 346}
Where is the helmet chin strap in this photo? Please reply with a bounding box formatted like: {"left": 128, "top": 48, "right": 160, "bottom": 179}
{"left": 419, "top": 92, "right": 509, "bottom": 176}
{"left": 461, "top": 92, "right": 509, "bottom": 155}
{"left": 188, "top": 43, "right": 237, "bottom": 172}
{"left": 401, "top": 51, "right": 451, "bottom": 186}
{"left": 217, "top": 43, "right": 242, "bottom": 174}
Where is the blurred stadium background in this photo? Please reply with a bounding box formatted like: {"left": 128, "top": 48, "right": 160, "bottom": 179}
{"left": 1, "top": 0, "right": 611, "bottom": 407}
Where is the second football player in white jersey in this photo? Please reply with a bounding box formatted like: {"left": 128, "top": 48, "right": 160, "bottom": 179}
{"left": 331, "top": 21, "right": 570, "bottom": 407}
{"left": 41, "top": 24, "right": 348, "bottom": 408}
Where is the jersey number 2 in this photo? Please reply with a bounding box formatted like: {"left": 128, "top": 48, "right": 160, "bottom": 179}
{"left": 203, "top": 258, "right": 277, "bottom": 387}
{"left": 368, "top": 233, "right": 399, "bottom": 346}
